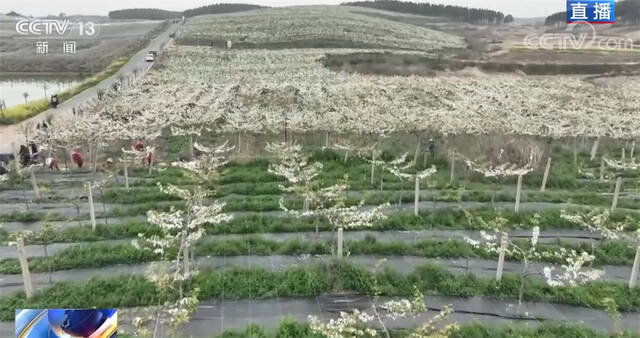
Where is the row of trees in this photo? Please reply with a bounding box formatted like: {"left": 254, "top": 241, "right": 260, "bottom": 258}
{"left": 179, "top": 7, "right": 464, "bottom": 52}
{"left": 616, "top": 0, "right": 640, "bottom": 24}
{"left": 182, "top": 3, "right": 266, "bottom": 18}
{"left": 159, "top": 48, "right": 640, "bottom": 141}
{"left": 342, "top": 0, "right": 512, "bottom": 24}
{"left": 108, "top": 3, "right": 266, "bottom": 20}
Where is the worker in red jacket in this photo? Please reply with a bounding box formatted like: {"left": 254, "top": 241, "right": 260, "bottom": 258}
{"left": 70, "top": 151, "right": 84, "bottom": 168}
{"left": 134, "top": 140, "right": 144, "bottom": 151}
{"left": 46, "top": 157, "right": 60, "bottom": 171}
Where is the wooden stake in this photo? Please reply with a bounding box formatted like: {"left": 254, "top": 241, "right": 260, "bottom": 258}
{"left": 515, "top": 174, "right": 523, "bottom": 213}
{"left": 30, "top": 170, "right": 40, "bottom": 199}
{"left": 17, "top": 237, "right": 34, "bottom": 298}
{"left": 337, "top": 227, "right": 343, "bottom": 259}
{"left": 540, "top": 157, "right": 551, "bottom": 193}
{"left": 630, "top": 246, "right": 640, "bottom": 289}
{"left": 414, "top": 176, "right": 420, "bottom": 216}
{"left": 92, "top": 144, "right": 99, "bottom": 179}
{"left": 123, "top": 159, "right": 129, "bottom": 192}
{"left": 611, "top": 177, "right": 622, "bottom": 212}
{"left": 88, "top": 183, "right": 97, "bottom": 231}
{"left": 631, "top": 141, "right": 636, "bottom": 158}
{"left": 11, "top": 142, "right": 19, "bottom": 171}
{"left": 237, "top": 132, "right": 242, "bottom": 156}
{"left": 413, "top": 138, "right": 421, "bottom": 165}
{"left": 370, "top": 151, "right": 376, "bottom": 186}
{"left": 622, "top": 148, "right": 626, "bottom": 160}
{"left": 449, "top": 151, "right": 455, "bottom": 182}
{"left": 590, "top": 137, "right": 600, "bottom": 161}
{"left": 600, "top": 157, "right": 605, "bottom": 181}
{"left": 188, "top": 135, "right": 194, "bottom": 160}
{"left": 148, "top": 152, "right": 154, "bottom": 175}
{"left": 496, "top": 234, "right": 508, "bottom": 282}
{"left": 183, "top": 244, "right": 190, "bottom": 276}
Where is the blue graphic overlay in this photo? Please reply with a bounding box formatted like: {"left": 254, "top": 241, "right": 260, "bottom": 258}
{"left": 15, "top": 309, "right": 117, "bottom": 338}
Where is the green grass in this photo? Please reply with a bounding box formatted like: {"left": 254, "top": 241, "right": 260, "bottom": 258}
{"left": 0, "top": 58, "right": 129, "bottom": 125}
{"left": 90, "top": 151, "right": 639, "bottom": 211}
{"left": 0, "top": 211, "right": 65, "bottom": 223}
{"left": 0, "top": 99, "right": 51, "bottom": 124}
{"left": 4, "top": 208, "right": 639, "bottom": 245}
{"left": 0, "top": 243, "right": 156, "bottom": 274}
{"left": 451, "top": 324, "right": 640, "bottom": 338}
{"left": 1, "top": 262, "right": 639, "bottom": 321}
{"left": 216, "top": 320, "right": 640, "bottom": 338}
{"left": 1, "top": 235, "right": 635, "bottom": 275}
{"left": 215, "top": 319, "right": 640, "bottom": 338}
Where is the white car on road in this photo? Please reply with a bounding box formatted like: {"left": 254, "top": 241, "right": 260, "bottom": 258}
{"left": 145, "top": 53, "right": 155, "bottom": 62}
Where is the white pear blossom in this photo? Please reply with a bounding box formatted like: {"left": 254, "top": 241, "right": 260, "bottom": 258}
{"left": 309, "top": 287, "right": 457, "bottom": 338}
{"left": 543, "top": 250, "right": 604, "bottom": 287}
{"left": 172, "top": 141, "right": 234, "bottom": 179}
{"left": 464, "top": 212, "right": 603, "bottom": 311}
{"left": 308, "top": 309, "right": 377, "bottom": 338}
{"left": 266, "top": 142, "right": 322, "bottom": 207}
{"left": 561, "top": 210, "right": 636, "bottom": 242}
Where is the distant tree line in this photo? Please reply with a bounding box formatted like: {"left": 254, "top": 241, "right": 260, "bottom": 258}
{"left": 182, "top": 3, "right": 265, "bottom": 17}
{"left": 545, "top": 0, "right": 640, "bottom": 26}
{"left": 617, "top": 0, "right": 640, "bottom": 24}
{"left": 108, "top": 8, "right": 181, "bottom": 20}
{"left": 341, "top": 0, "right": 511, "bottom": 24}
{"left": 108, "top": 3, "right": 266, "bottom": 20}
{"left": 544, "top": 11, "right": 566, "bottom": 26}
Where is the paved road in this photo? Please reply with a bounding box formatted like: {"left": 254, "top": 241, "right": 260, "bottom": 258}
{"left": 0, "top": 23, "right": 179, "bottom": 155}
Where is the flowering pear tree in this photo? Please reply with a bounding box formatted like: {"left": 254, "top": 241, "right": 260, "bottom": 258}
{"left": 281, "top": 174, "right": 387, "bottom": 257}
{"left": 266, "top": 142, "right": 322, "bottom": 212}
{"left": 31, "top": 222, "right": 58, "bottom": 283}
{"left": 353, "top": 141, "right": 383, "bottom": 186}
{"left": 384, "top": 153, "right": 437, "bottom": 216}
{"left": 465, "top": 213, "right": 603, "bottom": 312}
{"left": 171, "top": 142, "right": 234, "bottom": 179}
{"left": 64, "top": 111, "right": 120, "bottom": 177}
{"left": 542, "top": 249, "right": 605, "bottom": 287}
{"left": 21, "top": 163, "right": 41, "bottom": 200}
{"left": 602, "top": 158, "right": 639, "bottom": 211}
{"left": 331, "top": 140, "right": 377, "bottom": 169}
{"left": 368, "top": 153, "right": 404, "bottom": 192}
{"left": 132, "top": 141, "right": 233, "bottom": 336}
{"left": 464, "top": 147, "right": 539, "bottom": 213}
{"left": 561, "top": 210, "right": 640, "bottom": 288}
{"left": 309, "top": 287, "right": 457, "bottom": 338}
{"left": 168, "top": 87, "right": 222, "bottom": 159}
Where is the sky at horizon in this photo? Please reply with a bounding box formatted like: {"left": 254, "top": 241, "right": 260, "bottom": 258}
{"left": 0, "top": 0, "right": 566, "bottom": 19}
